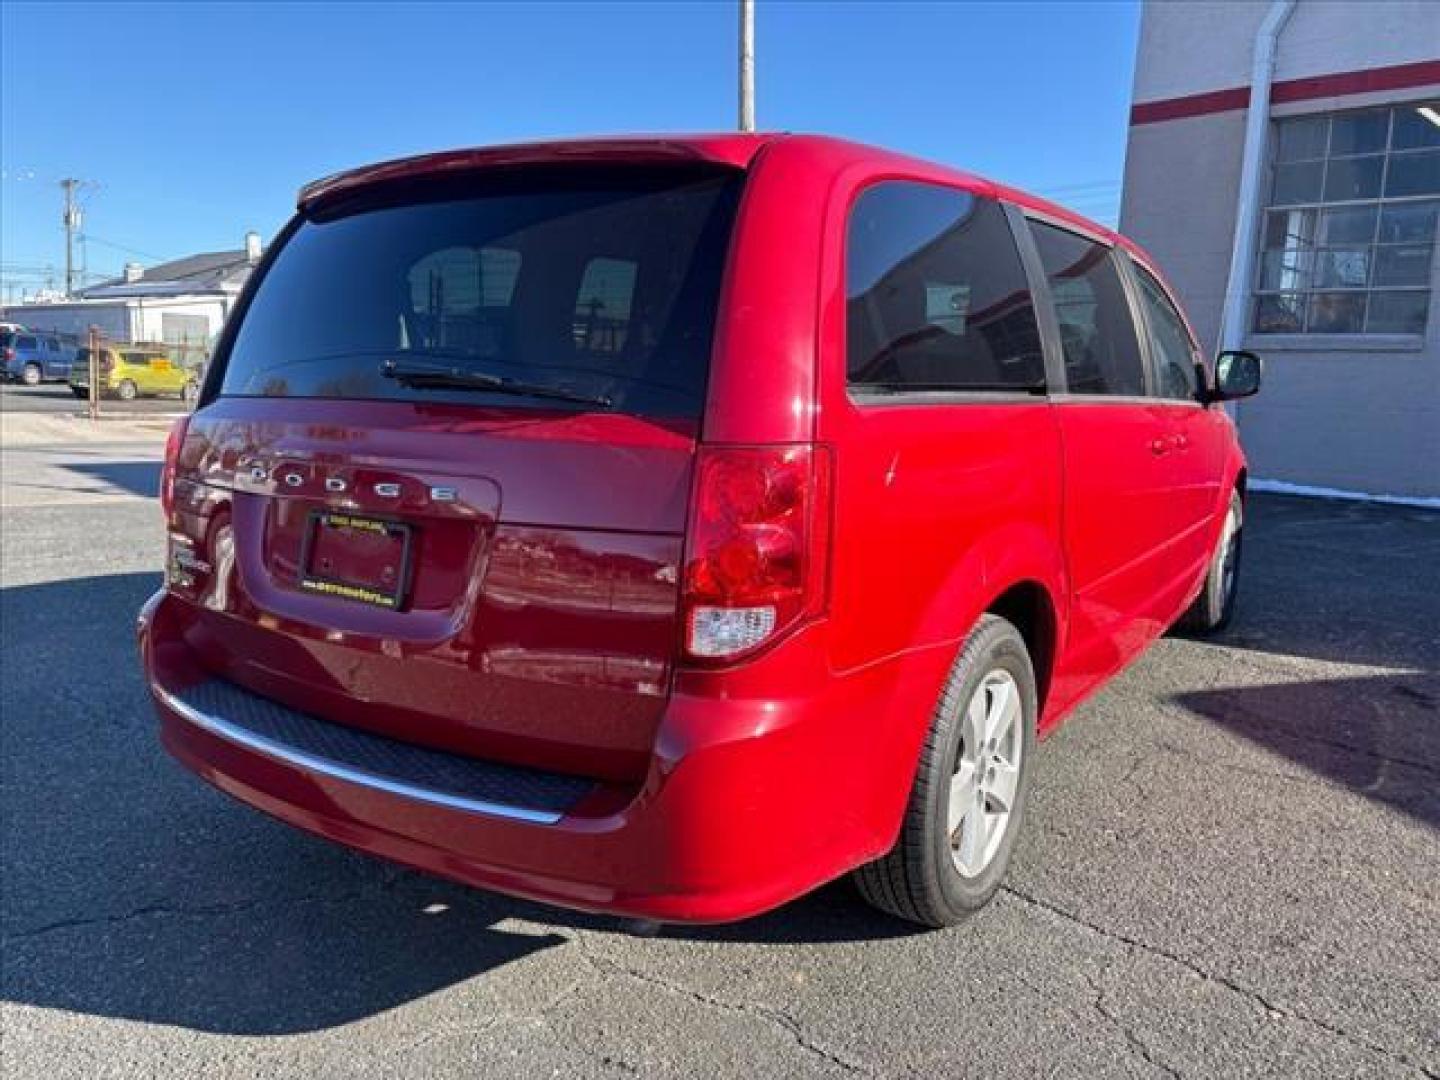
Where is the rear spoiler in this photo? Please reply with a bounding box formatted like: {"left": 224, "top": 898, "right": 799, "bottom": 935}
{"left": 297, "top": 135, "right": 776, "bottom": 212}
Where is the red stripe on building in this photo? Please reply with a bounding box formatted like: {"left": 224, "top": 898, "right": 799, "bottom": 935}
{"left": 1130, "top": 86, "right": 1251, "bottom": 125}
{"left": 1130, "top": 58, "right": 1440, "bottom": 126}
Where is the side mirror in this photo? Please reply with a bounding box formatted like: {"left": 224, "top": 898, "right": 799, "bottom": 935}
{"left": 1207, "top": 349, "right": 1262, "bottom": 402}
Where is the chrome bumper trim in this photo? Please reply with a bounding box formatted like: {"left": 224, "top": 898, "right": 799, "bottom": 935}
{"left": 155, "top": 683, "right": 565, "bottom": 825}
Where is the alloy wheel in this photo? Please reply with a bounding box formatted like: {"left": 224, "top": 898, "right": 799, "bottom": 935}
{"left": 1218, "top": 503, "right": 1241, "bottom": 607}
{"left": 948, "top": 669, "right": 1023, "bottom": 877}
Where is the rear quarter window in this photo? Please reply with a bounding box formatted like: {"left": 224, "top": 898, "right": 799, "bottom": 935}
{"left": 217, "top": 166, "right": 744, "bottom": 418}
{"left": 845, "top": 181, "right": 1045, "bottom": 396}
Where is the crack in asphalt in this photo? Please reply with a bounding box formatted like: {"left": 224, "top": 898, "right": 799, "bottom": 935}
{"left": 572, "top": 938, "right": 870, "bottom": 1076}
{"left": 1001, "top": 885, "right": 1439, "bottom": 1079}
{"left": 1010, "top": 961, "right": 1180, "bottom": 1079}
{"left": 1087, "top": 957, "right": 1183, "bottom": 1080}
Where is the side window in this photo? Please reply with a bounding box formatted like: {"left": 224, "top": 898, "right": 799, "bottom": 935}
{"left": 573, "top": 257, "right": 637, "bottom": 355}
{"left": 1133, "top": 264, "right": 1200, "bottom": 401}
{"left": 17, "top": 335, "right": 37, "bottom": 351}
{"left": 1029, "top": 222, "right": 1147, "bottom": 396}
{"left": 846, "top": 182, "right": 1044, "bottom": 393}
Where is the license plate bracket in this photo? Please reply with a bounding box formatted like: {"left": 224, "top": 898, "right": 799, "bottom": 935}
{"left": 298, "top": 511, "right": 413, "bottom": 609}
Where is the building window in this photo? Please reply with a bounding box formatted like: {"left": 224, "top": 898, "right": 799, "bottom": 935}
{"left": 1253, "top": 101, "right": 1440, "bottom": 336}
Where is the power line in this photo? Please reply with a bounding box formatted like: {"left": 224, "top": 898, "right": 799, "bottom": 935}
{"left": 81, "top": 234, "right": 170, "bottom": 262}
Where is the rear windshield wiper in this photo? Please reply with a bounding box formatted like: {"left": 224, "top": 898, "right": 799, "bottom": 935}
{"left": 380, "top": 358, "right": 613, "bottom": 409}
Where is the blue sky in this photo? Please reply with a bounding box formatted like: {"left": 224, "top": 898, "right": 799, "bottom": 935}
{"left": 1, "top": 1, "right": 1139, "bottom": 296}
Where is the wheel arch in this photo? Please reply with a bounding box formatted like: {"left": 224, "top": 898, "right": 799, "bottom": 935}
{"left": 911, "top": 520, "right": 1067, "bottom": 724}
{"left": 983, "top": 580, "right": 1059, "bottom": 720}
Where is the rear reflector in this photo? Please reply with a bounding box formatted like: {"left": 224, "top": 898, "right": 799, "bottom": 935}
{"left": 682, "top": 445, "right": 830, "bottom": 663}
{"left": 160, "top": 415, "right": 190, "bottom": 519}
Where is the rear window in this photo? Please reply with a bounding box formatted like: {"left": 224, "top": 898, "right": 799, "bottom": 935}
{"left": 16, "top": 335, "right": 36, "bottom": 350}
{"left": 217, "top": 166, "right": 744, "bottom": 417}
{"left": 121, "top": 353, "right": 155, "bottom": 366}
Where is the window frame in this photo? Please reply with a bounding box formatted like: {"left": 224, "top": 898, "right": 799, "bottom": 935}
{"left": 841, "top": 179, "right": 1054, "bottom": 409}
{"left": 1252, "top": 102, "right": 1440, "bottom": 339}
{"left": 1017, "top": 209, "right": 1158, "bottom": 403}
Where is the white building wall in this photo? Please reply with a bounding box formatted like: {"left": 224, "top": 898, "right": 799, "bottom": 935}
{"left": 0, "top": 302, "right": 131, "bottom": 341}
{"left": 2, "top": 296, "right": 231, "bottom": 347}
{"left": 1131, "top": 1, "right": 1439, "bottom": 103}
{"left": 131, "top": 298, "right": 229, "bottom": 345}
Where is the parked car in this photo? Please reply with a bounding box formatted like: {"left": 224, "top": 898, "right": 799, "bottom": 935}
{"left": 2, "top": 329, "right": 80, "bottom": 384}
{"left": 139, "top": 135, "right": 1262, "bottom": 927}
{"left": 70, "top": 344, "right": 200, "bottom": 401}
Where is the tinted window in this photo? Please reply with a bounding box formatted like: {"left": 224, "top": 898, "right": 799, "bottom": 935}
{"left": 1030, "top": 222, "right": 1146, "bottom": 396}
{"left": 218, "top": 166, "right": 743, "bottom": 417}
{"left": 16, "top": 335, "right": 36, "bottom": 350}
{"left": 1133, "top": 265, "right": 1199, "bottom": 400}
{"left": 846, "top": 182, "right": 1044, "bottom": 393}
{"left": 121, "top": 353, "right": 154, "bottom": 366}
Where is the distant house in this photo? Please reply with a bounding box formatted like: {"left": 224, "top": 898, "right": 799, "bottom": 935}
{"left": 1, "top": 232, "right": 264, "bottom": 363}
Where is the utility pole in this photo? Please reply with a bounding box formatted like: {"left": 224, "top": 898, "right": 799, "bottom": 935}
{"left": 61, "top": 178, "right": 83, "bottom": 297}
{"left": 739, "top": 0, "right": 755, "bottom": 132}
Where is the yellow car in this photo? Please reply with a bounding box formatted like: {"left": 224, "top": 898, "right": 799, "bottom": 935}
{"left": 70, "top": 345, "right": 200, "bottom": 402}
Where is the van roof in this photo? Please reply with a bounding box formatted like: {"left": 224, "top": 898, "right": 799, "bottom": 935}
{"left": 296, "top": 133, "right": 1145, "bottom": 263}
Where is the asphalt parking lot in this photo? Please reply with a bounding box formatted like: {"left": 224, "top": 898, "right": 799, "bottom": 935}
{"left": 2, "top": 428, "right": 1437, "bottom": 1079}
{"left": 1, "top": 382, "right": 188, "bottom": 417}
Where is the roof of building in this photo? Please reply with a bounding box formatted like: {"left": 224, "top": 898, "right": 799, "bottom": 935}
{"left": 78, "top": 248, "right": 256, "bottom": 299}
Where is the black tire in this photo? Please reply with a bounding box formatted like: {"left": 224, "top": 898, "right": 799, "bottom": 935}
{"left": 116, "top": 379, "right": 139, "bottom": 401}
{"left": 21, "top": 363, "right": 42, "bottom": 386}
{"left": 853, "top": 614, "right": 1038, "bottom": 927}
{"left": 1179, "top": 490, "right": 1243, "bottom": 635}
{"left": 70, "top": 387, "right": 87, "bottom": 399}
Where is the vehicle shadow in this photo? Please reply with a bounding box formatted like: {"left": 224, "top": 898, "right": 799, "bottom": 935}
{"left": 0, "top": 571, "right": 913, "bottom": 1037}
{"left": 1160, "top": 494, "right": 1440, "bottom": 832}
{"left": 58, "top": 460, "right": 162, "bottom": 498}
{"left": 1169, "top": 673, "right": 1440, "bottom": 832}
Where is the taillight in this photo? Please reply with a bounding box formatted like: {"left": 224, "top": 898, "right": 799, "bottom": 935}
{"left": 2, "top": 347, "right": 13, "bottom": 361}
{"left": 682, "top": 445, "right": 831, "bottom": 662}
{"left": 160, "top": 416, "right": 190, "bottom": 519}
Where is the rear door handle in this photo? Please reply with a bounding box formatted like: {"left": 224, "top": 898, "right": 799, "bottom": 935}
{"left": 1149, "top": 438, "right": 1170, "bottom": 456}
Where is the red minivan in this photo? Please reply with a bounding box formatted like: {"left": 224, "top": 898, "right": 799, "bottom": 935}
{"left": 140, "top": 135, "right": 1262, "bottom": 927}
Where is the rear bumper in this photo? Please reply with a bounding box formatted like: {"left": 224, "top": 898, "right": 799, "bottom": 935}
{"left": 140, "top": 589, "right": 951, "bottom": 923}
